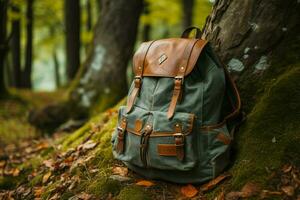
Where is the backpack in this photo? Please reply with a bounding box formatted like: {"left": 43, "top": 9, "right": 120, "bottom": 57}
{"left": 111, "top": 27, "right": 241, "bottom": 183}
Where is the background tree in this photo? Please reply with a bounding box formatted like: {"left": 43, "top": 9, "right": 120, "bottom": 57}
{"left": 10, "top": 2, "right": 22, "bottom": 88}
{"left": 0, "top": 0, "right": 9, "bottom": 95}
{"left": 22, "top": 0, "right": 34, "bottom": 88}
{"left": 182, "top": 0, "right": 194, "bottom": 28}
{"left": 68, "top": 0, "right": 143, "bottom": 115}
{"left": 64, "top": 0, "right": 81, "bottom": 81}
{"left": 202, "top": 0, "right": 300, "bottom": 110}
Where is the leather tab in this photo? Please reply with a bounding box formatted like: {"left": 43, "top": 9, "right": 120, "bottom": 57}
{"left": 174, "top": 133, "right": 185, "bottom": 161}
{"left": 116, "top": 118, "right": 127, "bottom": 154}
{"left": 216, "top": 132, "right": 231, "bottom": 145}
{"left": 157, "top": 144, "right": 177, "bottom": 156}
{"left": 126, "top": 76, "right": 142, "bottom": 113}
{"left": 167, "top": 77, "right": 183, "bottom": 119}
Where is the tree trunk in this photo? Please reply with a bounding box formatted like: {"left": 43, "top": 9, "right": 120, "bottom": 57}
{"left": 202, "top": 0, "right": 300, "bottom": 76}
{"left": 64, "top": 0, "right": 81, "bottom": 81}
{"left": 86, "top": 0, "right": 93, "bottom": 31}
{"left": 182, "top": 0, "right": 194, "bottom": 29}
{"left": 69, "top": 0, "right": 143, "bottom": 116}
{"left": 142, "top": 2, "right": 151, "bottom": 41}
{"left": 53, "top": 50, "right": 60, "bottom": 88}
{"left": 0, "top": 0, "right": 9, "bottom": 96}
{"left": 10, "top": 4, "right": 22, "bottom": 88}
{"left": 22, "top": 0, "right": 34, "bottom": 88}
{"left": 202, "top": 0, "right": 300, "bottom": 111}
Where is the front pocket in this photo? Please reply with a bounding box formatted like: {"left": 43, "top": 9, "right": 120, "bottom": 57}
{"left": 112, "top": 106, "right": 197, "bottom": 171}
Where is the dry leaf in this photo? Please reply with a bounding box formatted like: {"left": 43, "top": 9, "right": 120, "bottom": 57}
{"left": 34, "top": 187, "right": 44, "bottom": 198}
{"left": 12, "top": 168, "right": 20, "bottom": 177}
{"left": 36, "top": 142, "right": 49, "bottom": 151}
{"left": 43, "top": 159, "right": 55, "bottom": 170}
{"left": 76, "top": 192, "right": 92, "bottom": 200}
{"left": 225, "top": 191, "right": 244, "bottom": 200}
{"left": 0, "top": 161, "right": 6, "bottom": 168}
{"left": 281, "top": 185, "right": 294, "bottom": 196}
{"left": 260, "top": 190, "right": 282, "bottom": 199}
{"left": 240, "top": 182, "right": 260, "bottom": 197}
{"left": 82, "top": 141, "right": 98, "bottom": 150}
{"left": 136, "top": 180, "right": 155, "bottom": 187}
{"left": 200, "top": 173, "right": 231, "bottom": 192}
{"left": 112, "top": 166, "right": 128, "bottom": 177}
{"left": 282, "top": 164, "right": 292, "bottom": 173}
{"left": 214, "top": 191, "right": 225, "bottom": 200}
{"left": 42, "top": 172, "right": 52, "bottom": 184}
{"left": 181, "top": 184, "right": 198, "bottom": 198}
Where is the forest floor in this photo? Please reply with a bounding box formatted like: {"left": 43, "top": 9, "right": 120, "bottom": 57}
{"left": 0, "top": 62, "right": 300, "bottom": 200}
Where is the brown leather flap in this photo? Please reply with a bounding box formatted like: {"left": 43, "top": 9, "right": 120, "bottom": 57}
{"left": 133, "top": 38, "right": 208, "bottom": 77}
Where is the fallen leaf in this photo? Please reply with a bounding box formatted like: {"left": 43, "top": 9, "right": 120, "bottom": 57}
{"left": 0, "top": 160, "right": 6, "bottom": 168}
{"left": 42, "top": 172, "right": 52, "bottom": 184}
{"left": 281, "top": 185, "right": 294, "bottom": 196}
{"left": 181, "top": 184, "right": 198, "bottom": 198}
{"left": 240, "top": 182, "right": 260, "bottom": 197}
{"left": 136, "top": 180, "right": 155, "bottom": 187}
{"left": 82, "top": 140, "right": 98, "bottom": 150}
{"left": 12, "top": 168, "right": 20, "bottom": 176}
{"left": 200, "top": 173, "right": 231, "bottom": 192}
{"left": 282, "top": 164, "right": 292, "bottom": 173}
{"left": 76, "top": 192, "right": 92, "bottom": 200}
{"left": 260, "top": 190, "right": 282, "bottom": 199}
{"left": 36, "top": 142, "right": 49, "bottom": 151}
{"left": 112, "top": 166, "right": 128, "bottom": 177}
{"left": 34, "top": 187, "right": 44, "bottom": 198}
{"left": 214, "top": 191, "right": 225, "bottom": 200}
{"left": 225, "top": 191, "right": 244, "bottom": 200}
{"left": 43, "top": 159, "right": 55, "bottom": 170}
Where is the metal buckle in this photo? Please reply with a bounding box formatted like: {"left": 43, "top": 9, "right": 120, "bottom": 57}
{"left": 174, "top": 76, "right": 184, "bottom": 84}
{"left": 173, "top": 133, "right": 184, "bottom": 139}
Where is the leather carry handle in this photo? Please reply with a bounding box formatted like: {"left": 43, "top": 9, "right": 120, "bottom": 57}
{"left": 181, "top": 27, "right": 202, "bottom": 39}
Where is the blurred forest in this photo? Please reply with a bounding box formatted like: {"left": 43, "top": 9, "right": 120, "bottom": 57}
{"left": 0, "top": 0, "right": 300, "bottom": 199}
{"left": 0, "top": 0, "right": 212, "bottom": 91}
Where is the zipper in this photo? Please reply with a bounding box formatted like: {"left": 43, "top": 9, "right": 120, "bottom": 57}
{"left": 140, "top": 124, "right": 152, "bottom": 167}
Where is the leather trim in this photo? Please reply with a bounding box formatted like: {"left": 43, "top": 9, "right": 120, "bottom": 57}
{"left": 133, "top": 38, "right": 208, "bottom": 77}
{"left": 157, "top": 144, "right": 177, "bottom": 156}
{"left": 216, "top": 132, "right": 231, "bottom": 145}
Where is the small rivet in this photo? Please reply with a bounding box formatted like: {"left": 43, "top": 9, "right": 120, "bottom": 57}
{"left": 181, "top": 67, "right": 184, "bottom": 70}
{"left": 138, "top": 66, "right": 142, "bottom": 70}
{"left": 175, "top": 124, "right": 179, "bottom": 127}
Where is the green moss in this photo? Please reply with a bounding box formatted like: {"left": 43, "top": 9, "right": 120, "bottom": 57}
{"left": 117, "top": 186, "right": 151, "bottom": 200}
{"left": 0, "top": 176, "right": 17, "bottom": 190}
{"left": 229, "top": 65, "right": 300, "bottom": 188}
{"left": 29, "top": 173, "right": 43, "bottom": 187}
{"left": 88, "top": 178, "right": 121, "bottom": 197}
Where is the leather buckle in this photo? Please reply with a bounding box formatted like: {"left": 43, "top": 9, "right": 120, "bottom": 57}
{"left": 173, "top": 133, "right": 184, "bottom": 142}
{"left": 134, "top": 76, "right": 142, "bottom": 88}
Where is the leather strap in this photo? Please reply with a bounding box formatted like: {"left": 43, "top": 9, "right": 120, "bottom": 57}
{"left": 181, "top": 27, "right": 202, "bottom": 39}
{"left": 167, "top": 39, "right": 199, "bottom": 119}
{"left": 126, "top": 41, "right": 156, "bottom": 113}
{"left": 116, "top": 118, "right": 127, "bottom": 154}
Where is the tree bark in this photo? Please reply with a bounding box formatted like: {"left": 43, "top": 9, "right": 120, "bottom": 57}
{"left": 22, "top": 0, "right": 34, "bottom": 88}
{"left": 202, "top": 0, "right": 300, "bottom": 76}
{"left": 0, "top": 0, "right": 9, "bottom": 96}
{"left": 69, "top": 0, "right": 143, "bottom": 116}
{"left": 182, "top": 0, "right": 195, "bottom": 29}
{"left": 202, "top": 0, "right": 300, "bottom": 112}
{"left": 64, "top": 0, "right": 81, "bottom": 81}
{"left": 53, "top": 50, "right": 60, "bottom": 88}
{"left": 10, "top": 4, "right": 22, "bottom": 88}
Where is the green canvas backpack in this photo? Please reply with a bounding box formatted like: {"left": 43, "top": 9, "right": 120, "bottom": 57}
{"left": 112, "top": 27, "right": 241, "bottom": 183}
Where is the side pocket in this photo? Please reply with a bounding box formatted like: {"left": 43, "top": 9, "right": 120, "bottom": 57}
{"left": 200, "top": 124, "right": 232, "bottom": 178}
